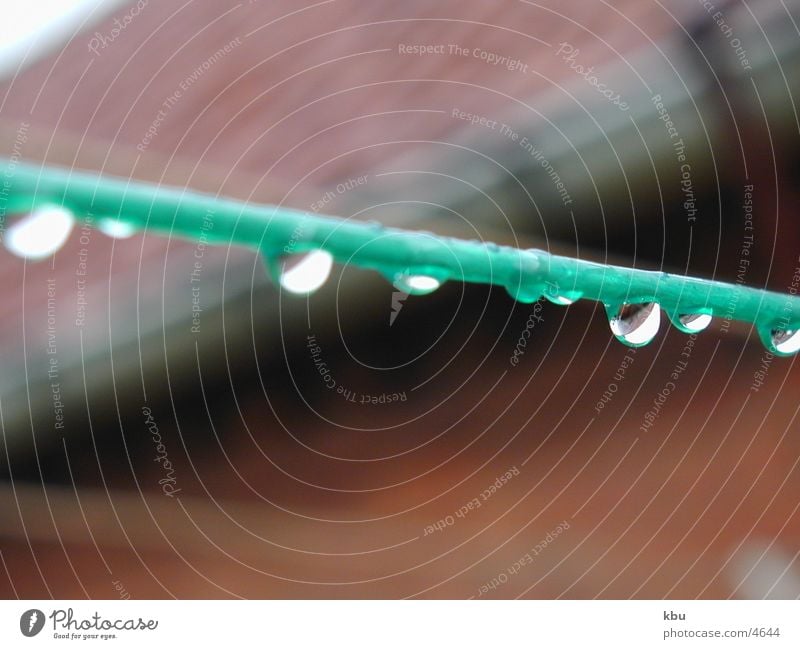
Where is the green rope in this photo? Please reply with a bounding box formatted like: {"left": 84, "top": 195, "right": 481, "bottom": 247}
{"left": 2, "top": 160, "right": 799, "bottom": 355}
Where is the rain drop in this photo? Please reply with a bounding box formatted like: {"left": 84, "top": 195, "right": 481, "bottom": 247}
{"left": 272, "top": 249, "right": 333, "bottom": 295}
{"left": 393, "top": 273, "right": 442, "bottom": 296}
{"left": 544, "top": 290, "right": 582, "bottom": 306}
{"left": 608, "top": 302, "right": 661, "bottom": 347}
{"left": 673, "top": 312, "right": 712, "bottom": 333}
{"left": 769, "top": 328, "right": 800, "bottom": 356}
{"left": 506, "top": 283, "right": 543, "bottom": 304}
{"left": 97, "top": 219, "right": 136, "bottom": 239}
{"left": 3, "top": 206, "right": 74, "bottom": 260}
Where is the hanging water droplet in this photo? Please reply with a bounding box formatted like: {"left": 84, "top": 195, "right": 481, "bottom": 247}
{"left": 3, "top": 206, "right": 74, "bottom": 260}
{"left": 272, "top": 249, "right": 333, "bottom": 295}
{"left": 393, "top": 273, "right": 441, "bottom": 296}
{"left": 607, "top": 302, "right": 661, "bottom": 346}
{"left": 544, "top": 290, "right": 582, "bottom": 306}
{"left": 769, "top": 328, "right": 800, "bottom": 355}
{"left": 506, "top": 283, "right": 543, "bottom": 304}
{"left": 672, "top": 312, "right": 712, "bottom": 333}
{"left": 97, "top": 218, "right": 136, "bottom": 239}
{"left": 508, "top": 287, "right": 542, "bottom": 304}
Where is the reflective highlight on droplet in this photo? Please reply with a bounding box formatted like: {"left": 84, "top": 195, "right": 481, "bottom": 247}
{"left": 608, "top": 302, "right": 661, "bottom": 346}
{"left": 676, "top": 312, "right": 712, "bottom": 333}
{"left": 277, "top": 249, "right": 333, "bottom": 295}
{"left": 544, "top": 291, "right": 582, "bottom": 306}
{"left": 4, "top": 206, "right": 74, "bottom": 259}
{"left": 98, "top": 219, "right": 136, "bottom": 239}
{"left": 393, "top": 273, "right": 441, "bottom": 296}
{"left": 769, "top": 328, "right": 800, "bottom": 355}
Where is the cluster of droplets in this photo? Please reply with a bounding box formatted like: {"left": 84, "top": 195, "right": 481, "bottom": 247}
{"left": 606, "top": 302, "right": 715, "bottom": 347}
{"left": 266, "top": 255, "right": 800, "bottom": 359}
{"left": 269, "top": 256, "right": 700, "bottom": 354}
{"left": 268, "top": 249, "right": 447, "bottom": 298}
{"left": 6, "top": 216, "right": 800, "bottom": 359}
{"left": 2, "top": 206, "right": 136, "bottom": 260}
{"left": 505, "top": 275, "right": 800, "bottom": 356}
{"left": 599, "top": 300, "right": 799, "bottom": 357}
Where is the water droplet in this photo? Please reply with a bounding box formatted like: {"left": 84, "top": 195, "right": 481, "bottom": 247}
{"left": 672, "top": 312, "right": 712, "bottom": 333}
{"left": 608, "top": 302, "right": 661, "bottom": 346}
{"left": 506, "top": 283, "right": 543, "bottom": 304}
{"left": 769, "top": 328, "right": 800, "bottom": 355}
{"left": 273, "top": 249, "right": 333, "bottom": 295}
{"left": 97, "top": 219, "right": 136, "bottom": 239}
{"left": 544, "top": 291, "right": 582, "bottom": 306}
{"left": 3, "top": 206, "right": 74, "bottom": 260}
{"left": 393, "top": 273, "right": 441, "bottom": 296}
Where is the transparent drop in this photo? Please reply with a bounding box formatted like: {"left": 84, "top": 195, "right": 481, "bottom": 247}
{"left": 608, "top": 302, "right": 661, "bottom": 347}
{"left": 674, "top": 312, "right": 712, "bottom": 333}
{"left": 506, "top": 284, "right": 543, "bottom": 304}
{"left": 3, "top": 206, "right": 74, "bottom": 259}
{"left": 544, "top": 290, "right": 582, "bottom": 306}
{"left": 769, "top": 328, "right": 800, "bottom": 355}
{"left": 274, "top": 249, "right": 333, "bottom": 295}
{"left": 393, "top": 273, "right": 441, "bottom": 296}
{"left": 97, "top": 219, "right": 136, "bottom": 239}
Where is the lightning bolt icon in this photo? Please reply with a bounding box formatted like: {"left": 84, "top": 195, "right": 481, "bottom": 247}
{"left": 390, "top": 290, "right": 408, "bottom": 326}
{"left": 28, "top": 611, "right": 38, "bottom": 632}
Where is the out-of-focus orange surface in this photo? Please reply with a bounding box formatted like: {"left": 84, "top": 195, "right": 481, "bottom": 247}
{"left": 1, "top": 0, "right": 799, "bottom": 599}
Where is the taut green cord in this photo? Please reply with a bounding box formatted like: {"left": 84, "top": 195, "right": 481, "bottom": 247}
{"left": 2, "top": 160, "right": 799, "bottom": 355}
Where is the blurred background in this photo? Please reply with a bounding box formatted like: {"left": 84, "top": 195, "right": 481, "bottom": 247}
{"left": 1, "top": 0, "right": 800, "bottom": 598}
